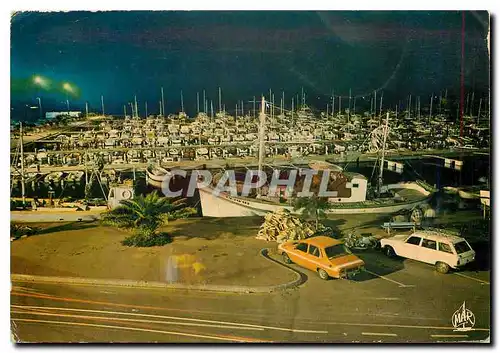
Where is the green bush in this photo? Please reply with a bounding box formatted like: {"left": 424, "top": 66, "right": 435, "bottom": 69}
{"left": 121, "top": 232, "right": 172, "bottom": 247}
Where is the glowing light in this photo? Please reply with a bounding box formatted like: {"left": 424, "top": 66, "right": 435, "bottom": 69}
{"left": 62, "top": 82, "right": 73, "bottom": 92}
{"left": 33, "top": 75, "right": 49, "bottom": 88}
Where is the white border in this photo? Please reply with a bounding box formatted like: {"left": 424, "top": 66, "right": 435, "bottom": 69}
{"left": 2, "top": 1, "right": 497, "bottom": 352}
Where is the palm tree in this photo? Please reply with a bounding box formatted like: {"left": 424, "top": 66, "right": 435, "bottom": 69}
{"left": 102, "top": 190, "right": 196, "bottom": 246}
{"left": 293, "top": 196, "right": 332, "bottom": 230}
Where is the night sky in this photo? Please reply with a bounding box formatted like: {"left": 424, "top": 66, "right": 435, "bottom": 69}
{"left": 10, "top": 11, "right": 490, "bottom": 121}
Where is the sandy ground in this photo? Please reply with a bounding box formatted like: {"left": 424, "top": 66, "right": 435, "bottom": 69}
{"left": 10, "top": 217, "right": 297, "bottom": 287}
{"left": 11, "top": 210, "right": 485, "bottom": 287}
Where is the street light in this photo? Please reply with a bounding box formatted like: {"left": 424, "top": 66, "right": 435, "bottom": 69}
{"left": 33, "top": 76, "right": 44, "bottom": 85}
{"left": 36, "top": 97, "right": 42, "bottom": 119}
{"left": 62, "top": 82, "right": 73, "bottom": 93}
{"left": 33, "top": 75, "right": 49, "bottom": 89}
{"left": 62, "top": 83, "right": 73, "bottom": 115}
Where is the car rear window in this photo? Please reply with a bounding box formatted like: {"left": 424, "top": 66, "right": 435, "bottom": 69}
{"left": 324, "top": 244, "right": 351, "bottom": 258}
{"left": 438, "top": 242, "right": 453, "bottom": 254}
{"left": 454, "top": 241, "right": 472, "bottom": 254}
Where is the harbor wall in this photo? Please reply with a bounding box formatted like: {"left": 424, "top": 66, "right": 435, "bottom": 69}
{"left": 11, "top": 208, "right": 106, "bottom": 223}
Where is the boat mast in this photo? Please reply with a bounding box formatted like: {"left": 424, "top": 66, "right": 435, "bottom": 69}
{"left": 101, "top": 95, "right": 105, "bottom": 116}
{"left": 203, "top": 90, "right": 206, "bottom": 113}
{"left": 161, "top": 87, "right": 165, "bottom": 118}
{"left": 417, "top": 96, "right": 421, "bottom": 120}
{"left": 429, "top": 93, "right": 433, "bottom": 123}
{"left": 408, "top": 94, "right": 412, "bottom": 119}
{"left": 19, "top": 122, "right": 25, "bottom": 206}
{"left": 257, "top": 96, "right": 266, "bottom": 197}
{"left": 332, "top": 89, "right": 335, "bottom": 117}
{"left": 145, "top": 101, "right": 148, "bottom": 118}
{"left": 197, "top": 92, "right": 200, "bottom": 114}
{"left": 282, "top": 91, "right": 285, "bottom": 116}
{"left": 180, "top": 90, "right": 184, "bottom": 113}
{"left": 348, "top": 88, "right": 352, "bottom": 120}
{"left": 470, "top": 91, "right": 475, "bottom": 118}
{"left": 218, "top": 87, "right": 221, "bottom": 113}
{"left": 134, "top": 95, "right": 138, "bottom": 118}
{"left": 379, "top": 91, "right": 383, "bottom": 116}
{"left": 377, "top": 112, "right": 390, "bottom": 197}
{"left": 477, "top": 97, "right": 482, "bottom": 124}
{"left": 85, "top": 101, "right": 88, "bottom": 119}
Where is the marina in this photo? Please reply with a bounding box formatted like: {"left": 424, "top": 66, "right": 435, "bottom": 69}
{"left": 10, "top": 92, "right": 490, "bottom": 218}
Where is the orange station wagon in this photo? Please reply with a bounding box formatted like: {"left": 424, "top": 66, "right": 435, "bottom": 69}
{"left": 278, "top": 236, "right": 365, "bottom": 280}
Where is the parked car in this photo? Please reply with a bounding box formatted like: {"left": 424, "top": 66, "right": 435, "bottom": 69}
{"left": 278, "top": 236, "right": 365, "bottom": 280}
{"left": 380, "top": 230, "right": 475, "bottom": 273}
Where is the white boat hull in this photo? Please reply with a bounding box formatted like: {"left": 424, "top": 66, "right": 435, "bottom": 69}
{"left": 458, "top": 189, "right": 480, "bottom": 200}
{"left": 146, "top": 166, "right": 171, "bottom": 189}
{"left": 198, "top": 182, "right": 433, "bottom": 217}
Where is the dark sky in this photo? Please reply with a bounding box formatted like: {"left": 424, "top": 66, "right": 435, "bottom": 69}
{"left": 11, "top": 11, "right": 490, "bottom": 120}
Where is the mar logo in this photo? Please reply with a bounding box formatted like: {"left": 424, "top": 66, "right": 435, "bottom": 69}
{"left": 451, "top": 301, "right": 476, "bottom": 331}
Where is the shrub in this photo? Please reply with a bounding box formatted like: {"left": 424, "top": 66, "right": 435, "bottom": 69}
{"left": 121, "top": 232, "right": 172, "bottom": 247}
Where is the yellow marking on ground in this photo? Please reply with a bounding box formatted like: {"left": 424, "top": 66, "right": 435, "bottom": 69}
{"left": 11, "top": 286, "right": 44, "bottom": 294}
{"left": 192, "top": 262, "right": 206, "bottom": 275}
{"left": 11, "top": 309, "right": 262, "bottom": 331}
{"left": 10, "top": 291, "right": 257, "bottom": 321}
{"left": 11, "top": 318, "right": 266, "bottom": 342}
{"left": 431, "top": 334, "right": 469, "bottom": 338}
{"left": 362, "top": 332, "right": 398, "bottom": 337}
{"left": 11, "top": 304, "right": 328, "bottom": 334}
{"left": 454, "top": 272, "right": 490, "bottom": 285}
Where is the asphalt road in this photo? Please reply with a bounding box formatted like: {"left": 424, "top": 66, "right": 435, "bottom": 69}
{"left": 11, "top": 249, "right": 490, "bottom": 343}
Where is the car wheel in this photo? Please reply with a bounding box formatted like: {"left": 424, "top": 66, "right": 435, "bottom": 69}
{"left": 384, "top": 246, "right": 395, "bottom": 258}
{"left": 282, "top": 253, "right": 292, "bottom": 264}
{"left": 436, "top": 261, "right": 450, "bottom": 274}
{"left": 318, "top": 268, "right": 330, "bottom": 280}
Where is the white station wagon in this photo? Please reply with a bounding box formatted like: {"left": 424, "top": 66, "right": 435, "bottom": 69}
{"left": 380, "top": 230, "right": 475, "bottom": 273}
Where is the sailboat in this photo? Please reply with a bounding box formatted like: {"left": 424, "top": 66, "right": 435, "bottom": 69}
{"left": 146, "top": 165, "right": 172, "bottom": 189}
{"left": 197, "top": 98, "right": 434, "bottom": 217}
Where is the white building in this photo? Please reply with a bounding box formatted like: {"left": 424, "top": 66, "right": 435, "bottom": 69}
{"left": 45, "top": 111, "right": 82, "bottom": 119}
